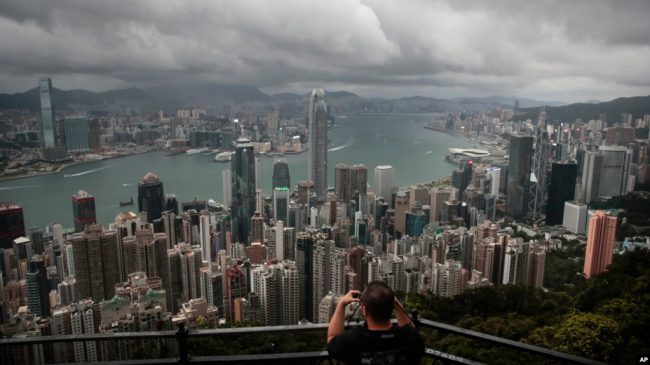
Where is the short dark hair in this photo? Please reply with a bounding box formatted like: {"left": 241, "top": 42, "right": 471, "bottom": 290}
{"left": 362, "top": 281, "right": 394, "bottom": 322}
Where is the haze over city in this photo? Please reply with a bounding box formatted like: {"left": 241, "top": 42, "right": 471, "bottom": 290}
{"left": 1, "top": 0, "right": 650, "bottom": 102}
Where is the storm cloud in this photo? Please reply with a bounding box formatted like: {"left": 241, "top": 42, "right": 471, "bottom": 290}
{"left": 0, "top": 0, "right": 649, "bottom": 102}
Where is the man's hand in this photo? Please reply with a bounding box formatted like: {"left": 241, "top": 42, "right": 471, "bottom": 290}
{"left": 327, "top": 290, "right": 361, "bottom": 344}
{"left": 338, "top": 290, "right": 361, "bottom": 308}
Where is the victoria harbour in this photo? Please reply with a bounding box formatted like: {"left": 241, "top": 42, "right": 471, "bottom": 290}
{"left": 1, "top": 113, "right": 471, "bottom": 229}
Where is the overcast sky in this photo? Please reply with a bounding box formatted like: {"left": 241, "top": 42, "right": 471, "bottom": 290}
{"left": 1, "top": 0, "right": 649, "bottom": 102}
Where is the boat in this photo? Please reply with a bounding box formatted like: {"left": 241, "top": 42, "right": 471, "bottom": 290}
{"left": 186, "top": 147, "right": 209, "bottom": 155}
{"left": 119, "top": 196, "right": 134, "bottom": 206}
{"left": 214, "top": 151, "right": 234, "bottom": 162}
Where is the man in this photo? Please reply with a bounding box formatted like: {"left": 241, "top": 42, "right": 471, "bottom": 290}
{"left": 327, "top": 281, "right": 425, "bottom": 364}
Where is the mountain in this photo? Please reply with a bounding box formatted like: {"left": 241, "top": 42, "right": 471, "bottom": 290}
{"left": 452, "top": 95, "right": 565, "bottom": 108}
{"left": 0, "top": 83, "right": 269, "bottom": 112}
{"left": 517, "top": 95, "right": 650, "bottom": 124}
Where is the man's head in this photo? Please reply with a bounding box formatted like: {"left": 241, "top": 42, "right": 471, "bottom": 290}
{"left": 361, "top": 281, "right": 395, "bottom": 323}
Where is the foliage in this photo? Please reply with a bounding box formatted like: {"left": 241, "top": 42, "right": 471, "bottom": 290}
{"left": 405, "top": 250, "right": 650, "bottom": 364}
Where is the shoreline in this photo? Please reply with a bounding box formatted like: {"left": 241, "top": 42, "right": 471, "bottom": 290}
{"left": 0, "top": 148, "right": 158, "bottom": 183}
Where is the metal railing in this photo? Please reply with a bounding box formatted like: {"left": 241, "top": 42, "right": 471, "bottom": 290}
{"left": 0, "top": 314, "right": 605, "bottom": 365}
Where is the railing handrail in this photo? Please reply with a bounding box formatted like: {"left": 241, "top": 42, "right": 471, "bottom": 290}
{"left": 0, "top": 318, "right": 605, "bottom": 364}
{"left": 416, "top": 318, "right": 606, "bottom": 365}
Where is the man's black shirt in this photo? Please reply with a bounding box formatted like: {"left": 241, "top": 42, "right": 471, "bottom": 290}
{"left": 328, "top": 324, "right": 424, "bottom": 364}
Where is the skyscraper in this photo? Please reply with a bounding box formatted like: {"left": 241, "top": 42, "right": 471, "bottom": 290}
{"left": 39, "top": 77, "right": 56, "bottom": 149}
{"left": 273, "top": 187, "right": 290, "bottom": 224}
{"left": 231, "top": 137, "right": 256, "bottom": 244}
{"left": 137, "top": 172, "right": 165, "bottom": 222}
{"left": 598, "top": 146, "right": 632, "bottom": 199}
{"left": 64, "top": 116, "right": 90, "bottom": 153}
{"left": 272, "top": 159, "right": 290, "bottom": 189}
{"left": 452, "top": 160, "right": 473, "bottom": 199}
{"left": 583, "top": 210, "right": 617, "bottom": 278}
{"left": 506, "top": 135, "right": 533, "bottom": 220}
{"left": 308, "top": 89, "right": 328, "bottom": 201}
{"left": 563, "top": 201, "right": 588, "bottom": 235}
{"left": 373, "top": 165, "right": 395, "bottom": 202}
{"left": 71, "top": 190, "right": 97, "bottom": 232}
{"left": 0, "top": 202, "right": 25, "bottom": 249}
{"left": 69, "top": 225, "right": 120, "bottom": 302}
{"left": 580, "top": 151, "right": 602, "bottom": 203}
{"left": 334, "top": 163, "right": 368, "bottom": 203}
{"left": 546, "top": 163, "right": 577, "bottom": 225}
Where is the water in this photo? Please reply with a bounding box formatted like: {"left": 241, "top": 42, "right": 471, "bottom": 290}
{"left": 0, "top": 114, "right": 473, "bottom": 229}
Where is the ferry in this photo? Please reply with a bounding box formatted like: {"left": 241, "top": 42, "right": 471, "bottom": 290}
{"left": 186, "top": 147, "right": 209, "bottom": 155}
{"left": 119, "top": 196, "right": 134, "bottom": 206}
{"left": 215, "top": 151, "right": 234, "bottom": 162}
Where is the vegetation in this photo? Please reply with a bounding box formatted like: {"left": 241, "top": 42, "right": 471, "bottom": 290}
{"left": 403, "top": 250, "right": 650, "bottom": 364}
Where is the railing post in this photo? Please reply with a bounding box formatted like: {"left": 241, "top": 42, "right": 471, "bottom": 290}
{"left": 176, "top": 323, "right": 189, "bottom": 364}
{"left": 411, "top": 309, "right": 419, "bottom": 326}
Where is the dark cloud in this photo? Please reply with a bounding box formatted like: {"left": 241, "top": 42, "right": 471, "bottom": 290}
{"left": 0, "top": 0, "right": 648, "bottom": 102}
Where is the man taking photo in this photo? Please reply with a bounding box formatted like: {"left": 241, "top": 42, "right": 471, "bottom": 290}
{"left": 327, "top": 281, "right": 425, "bottom": 364}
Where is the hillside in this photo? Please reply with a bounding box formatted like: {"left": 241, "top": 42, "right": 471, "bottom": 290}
{"left": 517, "top": 95, "right": 650, "bottom": 124}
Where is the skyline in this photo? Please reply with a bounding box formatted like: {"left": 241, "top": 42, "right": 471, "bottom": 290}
{"left": 0, "top": 1, "right": 649, "bottom": 102}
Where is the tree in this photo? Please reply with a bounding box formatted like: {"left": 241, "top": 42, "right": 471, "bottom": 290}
{"left": 526, "top": 312, "right": 620, "bottom": 362}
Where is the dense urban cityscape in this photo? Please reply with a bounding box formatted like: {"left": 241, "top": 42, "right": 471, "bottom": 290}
{"left": 1, "top": 1, "right": 650, "bottom": 364}
{"left": 1, "top": 76, "right": 649, "bottom": 363}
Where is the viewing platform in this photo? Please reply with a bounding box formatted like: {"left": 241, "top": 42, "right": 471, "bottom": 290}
{"left": 0, "top": 316, "right": 605, "bottom": 365}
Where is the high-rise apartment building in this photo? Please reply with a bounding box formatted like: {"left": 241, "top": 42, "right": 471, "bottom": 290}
{"left": 64, "top": 116, "right": 90, "bottom": 153}
{"left": 250, "top": 261, "right": 299, "bottom": 325}
{"left": 71, "top": 190, "right": 96, "bottom": 232}
{"left": 373, "top": 165, "right": 395, "bottom": 202}
{"left": 506, "top": 135, "right": 533, "bottom": 220}
{"left": 137, "top": 172, "right": 165, "bottom": 222}
{"left": 231, "top": 137, "right": 256, "bottom": 244}
{"left": 167, "top": 244, "right": 202, "bottom": 312}
{"left": 68, "top": 225, "right": 120, "bottom": 303}
{"left": 312, "top": 239, "right": 346, "bottom": 320}
{"left": 583, "top": 210, "right": 617, "bottom": 278}
{"left": 335, "top": 163, "right": 368, "bottom": 203}
{"left": 308, "top": 89, "right": 328, "bottom": 201}
{"left": 429, "top": 188, "right": 452, "bottom": 224}
{"left": 546, "top": 163, "right": 577, "bottom": 225}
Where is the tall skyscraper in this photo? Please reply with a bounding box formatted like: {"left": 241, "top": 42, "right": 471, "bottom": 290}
{"left": 335, "top": 163, "right": 368, "bottom": 203}
{"left": 296, "top": 231, "right": 316, "bottom": 320}
{"left": 0, "top": 202, "right": 25, "bottom": 249}
{"left": 64, "top": 116, "right": 90, "bottom": 153}
{"left": 68, "top": 225, "right": 120, "bottom": 302}
{"left": 580, "top": 151, "right": 603, "bottom": 203}
{"left": 273, "top": 187, "right": 290, "bottom": 224}
{"left": 39, "top": 77, "right": 56, "bottom": 149}
{"left": 506, "top": 135, "right": 533, "bottom": 220}
{"left": 231, "top": 137, "right": 256, "bottom": 244}
{"left": 312, "top": 239, "right": 346, "bottom": 320}
{"left": 546, "top": 163, "right": 577, "bottom": 225}
{"left": 71, "top": 190, "right": 97, "bottom": 232}
{"left": 308, "top": 89, "right": 328, "bottom": 201}
{"left": 583, "top": 211, "right": 617, "bottom": 278}
{"left": 250, "top": 261, "right": 299, "bottom": 325}
{"left": 137, "top": 172, "right": 165, "bottom": 222}
{"left": 374, "top": 165, "right": 395, "bottom": 202}
{"left": 452, "top": 160, "right": 473, "bottom": 199}
{"left": 598, "top": 146, "right": 632, "bottom": 199}
{"left": 272, "top": 159, "right": 290, "bottom": 189}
